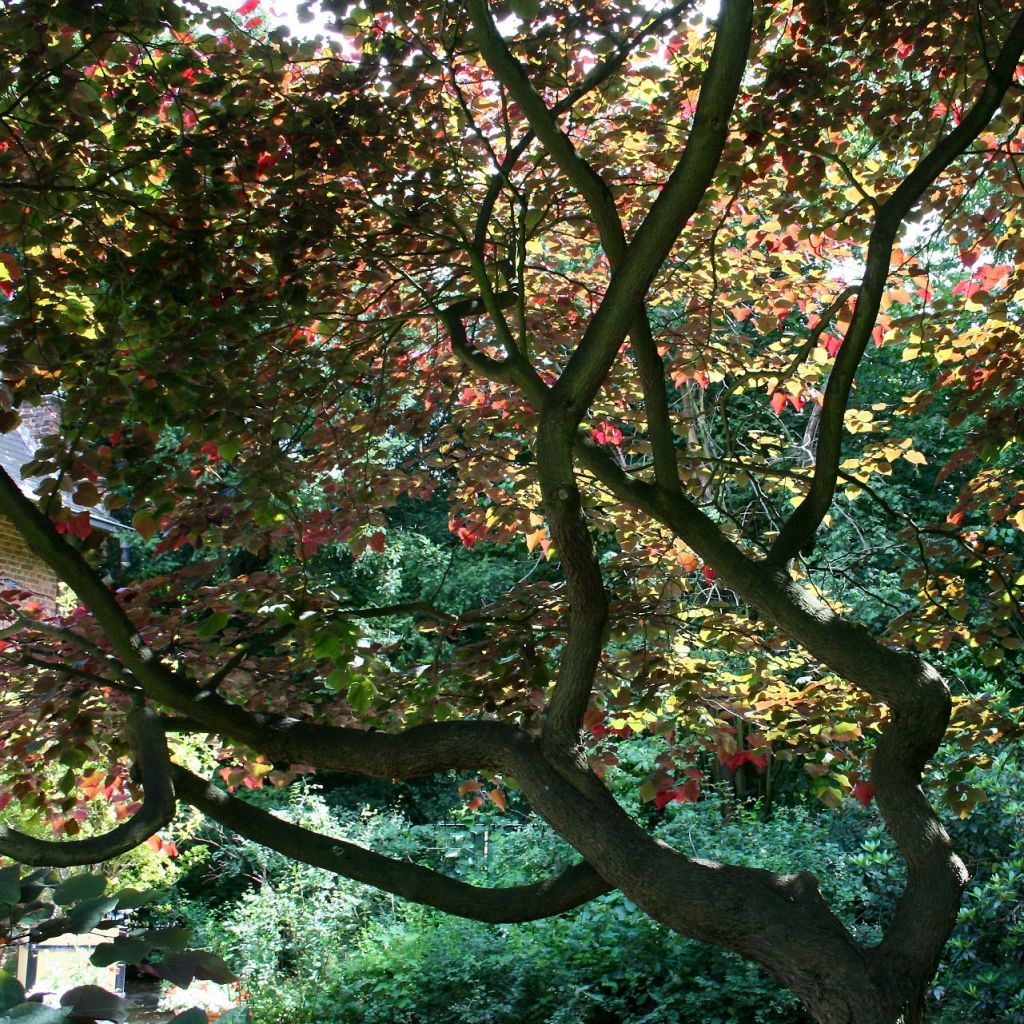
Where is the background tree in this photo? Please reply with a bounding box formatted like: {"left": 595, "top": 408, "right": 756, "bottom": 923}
{"left": 1, "top": 2, "right": 1023, "bottom": 1022}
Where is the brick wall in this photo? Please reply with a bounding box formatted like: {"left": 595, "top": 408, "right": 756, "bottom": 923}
{"left": 0, "top": 513, "right": 58, "bottom": 608}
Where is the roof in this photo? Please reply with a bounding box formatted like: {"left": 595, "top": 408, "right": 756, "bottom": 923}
{"left": 0, "top": 427, "right": 123, "bottom": 534}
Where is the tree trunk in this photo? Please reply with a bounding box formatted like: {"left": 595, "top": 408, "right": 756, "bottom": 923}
{"left": 784, "top": 959, "right": 927, "bottom": 1024}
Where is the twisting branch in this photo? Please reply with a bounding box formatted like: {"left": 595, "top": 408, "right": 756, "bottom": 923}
{"left": 173, "top": 766, "right": 611, "bottom": 923}
{"left": 464, "top": 0, "right": 753, "bottom": 755}
{"left": 769, "top": 11, "right": 1024, "bottom": 566}
{"left": 0, "top": 706, "right": 174, "bottom": 866}
{"left": 467, "top": 0, "right": 682, "bottom": 492}
{"left": 440, "top": 293, "right": 548, "bottom": 407}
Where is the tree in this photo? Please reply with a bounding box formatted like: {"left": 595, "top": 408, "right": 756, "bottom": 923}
{"left": 1, "top": 1, "right": 1023, "bottom": 1021}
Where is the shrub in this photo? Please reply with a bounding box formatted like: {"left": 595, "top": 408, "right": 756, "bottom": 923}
{"left": 177, "top": 753, "right": 1024, "bottom": 1024}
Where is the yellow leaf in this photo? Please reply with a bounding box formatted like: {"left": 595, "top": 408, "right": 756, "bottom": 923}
{"left": 904, "top": 450, "right": 927, "bottom": 466}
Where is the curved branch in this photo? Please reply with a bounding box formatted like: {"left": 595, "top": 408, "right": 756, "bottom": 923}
{"left": 769, "top": 11, "right": 1024, "bottom": 565}
{"left": 172, "top": 766, "right": 611, "bottom": 923}
{"left": 0, "top": 707, "right": 174, "bottom": 866}
{"left": 550, "top": 0, "right": 753, "bottom": 414}
{"left": 468, "top": 0, "right": 694, "bottom": 492}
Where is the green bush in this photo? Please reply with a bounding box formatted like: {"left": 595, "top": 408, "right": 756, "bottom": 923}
{"left": 173, "top": 752, "right": 1024, "bottom": 1024}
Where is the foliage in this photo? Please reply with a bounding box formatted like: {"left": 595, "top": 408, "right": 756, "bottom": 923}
{"left": 1, "top": 1, "right": 1024, "bottom": 1020}
{"left": 173, "top": 750, "right": 1024, "bottom": 1024}
{"left": 0, "top": 864, "right": 244, "bottom": 1024}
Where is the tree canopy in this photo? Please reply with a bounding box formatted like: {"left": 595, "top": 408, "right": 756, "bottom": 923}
{"left": 1, "top": 2, "right": 1023, "bottom": 1022}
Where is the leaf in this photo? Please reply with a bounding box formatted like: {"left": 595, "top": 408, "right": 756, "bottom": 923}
{"left": 64, "top": 896, "right": 119, "bottom": 935}
{"left": 53, "top": 873, "right": 106, "bottom": 906}
{"left": 487, "top": 788, "right": 506, "bottom": 811}
{"left": 0, "top": 971, "right": 25, "bottom": 1014}
{"left": 150, "top": 951, "right": 238, "bottom": 990}
{"left": 114, "top": 887, "right": 167, "bottom": 911}
{"left": 59, "top": 986, "right": 130, "bottom": 1024}
{"left": 141, "top": 927, "right": 192, "bottom": 954}
{"left": 346, "top": 679, "right": 376, "bottom": 712}
{"left": 197, "top": 611, "right": 230, "bottom": 639}
{"left": 167, "top": 1011, "right": 208, "bottom": 1024}
{"left": 131, "top": 511, "right": 157, "bottom": 542}
{"left": 726, "top": 750, "right": 767, "bottom": 773}
{"left": 852, "top": 781, "right": 875, "bottom": 807}
{"left": 0, "top": 866, "right": 21, "bottom": 905}
{"left": 90, "top": 937, "right": 149, "bottom": 968}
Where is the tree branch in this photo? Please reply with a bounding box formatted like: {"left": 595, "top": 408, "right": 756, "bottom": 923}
{"left": 769, "top": 11, "right": 1024, "bottom": 565}
{"left": 550, "top": 0, "right": 753, "bottom": 416}
{"left": 172, "top": 766, "right": 611, "bottom": 923}
{"left": 0, "top": 707, "right": 174, "bottom": 866}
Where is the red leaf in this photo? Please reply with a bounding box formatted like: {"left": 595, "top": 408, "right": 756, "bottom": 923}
{"left": 368, "top": 530, "right": 386, "bottom": 553}
{"left": 677, "top": 779, "right": 701, "bottom": 802}
{"left": 591, "top": 421, "right": 622, "bottom": 446}
{"left": 701, "top": 565, "right": 717, "bottom": 583}
{"left": 770, "top": 391, "right": 787, "bottom": 415}
{"left": 852, "top": 780, "right": 875, "bottom": 806}
{"left": 726, "top": 750, "right": 767, "bottom": 773}
{"left": 237, "top": 0, "right": 259, "bottom": 13}
{"left": 67, "top": 511, "right": 92, "bottom": 539}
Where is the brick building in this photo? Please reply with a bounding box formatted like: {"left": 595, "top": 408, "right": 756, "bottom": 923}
{"left": 0, "top": 400, "right": 121, "bottom": 609}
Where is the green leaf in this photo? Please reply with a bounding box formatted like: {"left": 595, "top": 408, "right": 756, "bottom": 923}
{"left": 59, "top": 986, "right": 129, "bottom": 1024}
{"left": 347, "top": 679, "right": 376, "bottom": 712}
{"left": 168, "top": 1011, "right": 207, "bottom": 1024}
{"left": 312, "top": 633, "right": 343, "bottom": 660}
{"left": 64, "top": 896, "right": 118, "bottom": 935}
{"left": 0, "top": 971, "right": 25, "bottom": 1014}
{"left": 325, "top": 668, "right": 350, "bottom": 692}
{"left": 53, "top": 873, "right": 106, "bottom": 906}
{"left": 197, "top": 611, "right": 230, "bottom": 639}
{"left": 151, "top": 950, "right": 238, "bottom": 990}
{"left": 90, "top": 937, "right": 149, "bottom": 968}
{"left": 141, "top": 927, "right": 193, "bottom": 954}
{"left": 0, "top": 867, "right": 21, "bottom": 905}
{"left": 115, "top": 887, "right": 167, "bottom": 911}
{"left": 218, "top": 438, "right": 242, "bottom": 461}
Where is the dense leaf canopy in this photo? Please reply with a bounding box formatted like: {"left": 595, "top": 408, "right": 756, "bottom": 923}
{"left": 0, "top": 2, "right": 1022, "bottom": 1021}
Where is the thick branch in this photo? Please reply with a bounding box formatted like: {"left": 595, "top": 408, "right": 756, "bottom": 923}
{"left": 0, "top": 707, "right": 174, "bottom": 866}
{"left": 468, "top": 0, "right": 706, "bottom": 491}
{"left": 173, "top": 766, "right": 610, "bottom": 923}
{"left": 770, "top": 11, "right": 1024, "bottom": 565}
{"left": 550, "top": 0, "right": 753, "bottom": 416}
